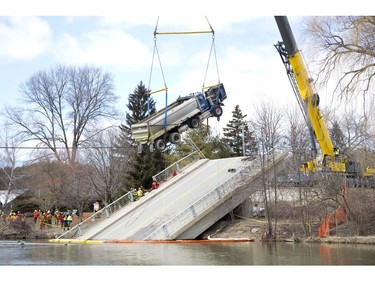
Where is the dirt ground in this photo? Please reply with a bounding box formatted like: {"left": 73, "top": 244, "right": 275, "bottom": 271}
{"left": 200, "top": 217, "right": 375, "bottom": 244}
{"left": 200, "top": 218, "right": 304, "bottom": 241}
{"left": 0, "top": 216, "right": 69, "bottom": 240}
{"left": 0, "top": 222, "right": 64, "bottom": 240}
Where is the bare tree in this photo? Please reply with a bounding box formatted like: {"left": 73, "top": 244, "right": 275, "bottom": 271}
{"left": 62, "top": 163, "right": 96, "bottom": 222}
{"left": 323, "top": 106, "right": 375, "bottom": 176}
{"left": 285, "top": 106, "right": 315, "bottom": 236}
{"left": 312, "top": 172, "right": 375, "bottom": 236}
{"left": 24, "top": 158, "right": 98, "bottom": 220}
{"left": 345, "top": 188, "right": 375, "bottom": 235}
{"left": 325, "top": 105, "right": 375, "bottom": 152}
{"left": 82, "top": 127, "right": 135, "bottom": 205}
{"left": 344, "top": 110, "right": 374, "bottom": 143}
{"left": 0, "top": 125, "right": 25, "bottom": 212}
{"left": 285, "top": 106, "right": 312, "bottom": 169}
{"left": 304, "top": 16, "right": 375, "bottom": 114}
{"left": 25, "top": 160, "right": 68, "bottom": 212}
{"left": 252, "top": 101, "right": 283, "bottom": 240}
{"left": 5, "top": 64, "right": 119, "bottom": 164}
{"left": 252, "top": 102, "right": 283, "bottom": 153}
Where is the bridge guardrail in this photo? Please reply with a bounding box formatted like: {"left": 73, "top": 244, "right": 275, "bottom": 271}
{"left": 145, "top": 150, "right": 289, "bottom": 240}
{"left": 153, "top": 151, "right": 202, "bottom": 184}
{"left": 56, "top": 151, "right": 204, "bottom": 239}
{"left": 56, "top": 190, "right": 134, "bottom": 239}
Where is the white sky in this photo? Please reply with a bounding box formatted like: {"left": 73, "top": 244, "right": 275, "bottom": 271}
{"left": 0, "top": 0, "right": 371, "bottom": 137}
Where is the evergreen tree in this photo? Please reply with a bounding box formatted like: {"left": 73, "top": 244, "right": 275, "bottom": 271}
{"left": 121, "top": 81, "right": 165, "bottom": 191}
{"left": 166, "top": 123, "right": 231, "bottom": 162}
{"left": 243, "top": 122, "right": 258, "bottom": 157}
{"left": 126, "top": 81, "right": 156, "bottom": 124}
{"left": 330, "top": 120, "right": 347, "bottom": 152}
{"left": 223, "top": 105, "right": 257, "bottom": 156}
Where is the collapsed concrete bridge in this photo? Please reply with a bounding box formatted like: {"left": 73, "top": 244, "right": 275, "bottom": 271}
{"left": 53, "top": 151, "right": 288, "bottom": 242}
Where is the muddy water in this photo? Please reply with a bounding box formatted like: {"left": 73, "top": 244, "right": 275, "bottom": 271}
{"left": 1, "top": 240, "right": 375, "bottom": 265}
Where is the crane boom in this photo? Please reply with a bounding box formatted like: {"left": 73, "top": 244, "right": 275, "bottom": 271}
{"left": 274, "top": 16, "right": 346, "bottom": 172}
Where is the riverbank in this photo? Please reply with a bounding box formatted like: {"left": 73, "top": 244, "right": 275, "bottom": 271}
{"left": 0, "top": 220, "right": 65, "bottom": 240}
{"left": 200, "top": 217, "right": 375, "bottom": 244}
{"left": 2, "top": 217, "right": 375, "bottom": 244}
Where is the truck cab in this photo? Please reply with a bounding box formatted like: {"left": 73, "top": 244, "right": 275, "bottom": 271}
{"left": 205, "top": 83, "right": 227, "bottom": 119}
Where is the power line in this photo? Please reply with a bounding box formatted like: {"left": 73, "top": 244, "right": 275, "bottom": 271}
{"left": 0, "top": 146, "right": 128, "bottom": 150}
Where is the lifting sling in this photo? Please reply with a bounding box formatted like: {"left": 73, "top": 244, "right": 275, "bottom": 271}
{"left": 147, "top": 16, "right": 221, "bottom": 133}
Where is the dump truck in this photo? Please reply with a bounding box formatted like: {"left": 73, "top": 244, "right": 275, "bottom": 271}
{"left": 131, "top": 83, "right": 227, "bottom": 152}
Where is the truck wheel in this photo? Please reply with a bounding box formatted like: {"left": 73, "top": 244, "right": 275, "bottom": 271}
{"left": 188, "top": 117, "right": 199, "bottom": 128}
{"left": 213, "top": 105, "right": 223, "bottom": 117}
{"left": 169, "top": 132, "right": 181, "bottom": 144}
{"left": 154, "top": 139, "right": 166, "bottom": 151}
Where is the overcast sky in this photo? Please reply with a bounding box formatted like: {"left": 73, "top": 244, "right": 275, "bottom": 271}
{"left": 0, "top": 1, "right": 368, "bottom": 135}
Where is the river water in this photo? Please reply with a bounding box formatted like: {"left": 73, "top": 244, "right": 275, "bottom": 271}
{"left": 1, "top": 240, "right": 375, "bottom": 266}
{"left": 2, "top": 240, "right": 374, "bottom": 281}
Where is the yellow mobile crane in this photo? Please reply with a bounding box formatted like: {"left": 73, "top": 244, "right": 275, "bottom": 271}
{"left": 274, "top": 16, "right": 357, "bottom": 175}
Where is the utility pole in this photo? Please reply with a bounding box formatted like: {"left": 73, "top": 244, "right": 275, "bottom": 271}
{"left": 242, "top": 123, "right": 246, "bottom": 156}
{"left": 241, "top": 115, "right": 248, "bottom": 157}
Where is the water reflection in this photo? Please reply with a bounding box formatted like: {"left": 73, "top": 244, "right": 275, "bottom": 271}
{"left": 1, "top": 241, "right": 375, "bottom": 265}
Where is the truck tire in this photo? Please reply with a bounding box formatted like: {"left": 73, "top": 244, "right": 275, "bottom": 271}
{"left": 169, "top": 132, "right": 181, "bottom": 144}
{"left": 188, "top": 117, "right": 199, "bottom": 128}
{"left": 213, "top": 105, "right": 223, "bottom": 117}
{"left": 154, "top": 139, "right": 166, "bottom": 151}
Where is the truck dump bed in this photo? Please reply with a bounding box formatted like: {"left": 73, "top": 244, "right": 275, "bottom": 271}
{"left": 131, "top": 84, "right": 227, "bottom": 151}
{"left": 131, "top": 95, "right": 201, "bottom": 144}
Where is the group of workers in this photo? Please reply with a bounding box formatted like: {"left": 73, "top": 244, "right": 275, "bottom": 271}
{"left": 135, "top": 178, "right": 160, "bottom": 200}
{"left": 0, "top": 209, "right": 74, "bottom": 230}
{"left": 33, "top": 209, "right": 73, "bottom": 230}
{"left": 0, "top": 210, "right": 26, "bottom": 225}
{"left": 33, "top": 210, "right": 53, "bottom": 229}
{"left": 135, "top": 170, "right": 178, "bottom": 200}
{"left": 2, "top": 171, "right": 179, "bottom": 229}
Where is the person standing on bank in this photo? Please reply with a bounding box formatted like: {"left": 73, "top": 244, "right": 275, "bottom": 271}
{"left": 67, "top": 211, "right": 73, "bottom": 230}
{"left": 33, "top": 210, "right": 39, "bottom": 224}
{"left": 93, "top": 201, "right": 100, "bottom": 212}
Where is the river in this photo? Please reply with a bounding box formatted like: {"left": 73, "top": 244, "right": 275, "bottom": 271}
{"left": 1, "top": 240, "right": 375, "bottom": 266}
{"left": 2, "top": 240, "right": 374, "bottom": 281}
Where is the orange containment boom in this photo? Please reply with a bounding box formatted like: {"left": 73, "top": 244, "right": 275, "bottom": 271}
{"left": 105, "top": 238, "right": 254, "bottom": 244}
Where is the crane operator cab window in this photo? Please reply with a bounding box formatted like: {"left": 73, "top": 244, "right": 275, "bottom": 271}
{"left": 333, "top": 147, "right": 340, "bottom": 161}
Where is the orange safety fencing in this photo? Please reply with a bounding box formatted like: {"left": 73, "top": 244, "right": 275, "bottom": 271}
{"left": 332, "top": 206, "right": 347, "bottom": 227}
{"left": 318, "top": 215, "right": 330, "bottom": 238}
{"left": 318, "top": 184, "right": 348, "bottom": 238}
